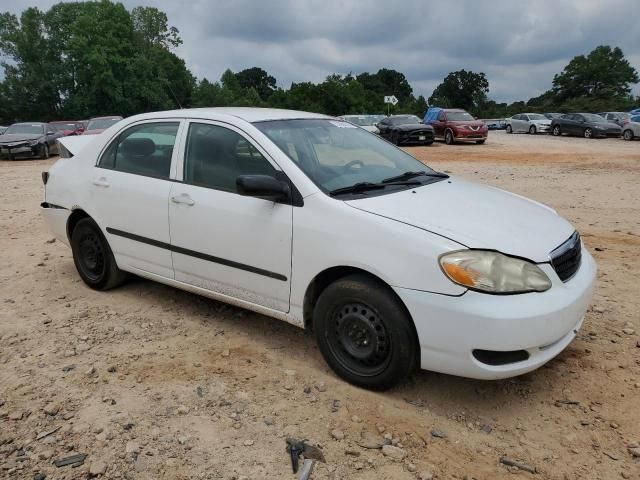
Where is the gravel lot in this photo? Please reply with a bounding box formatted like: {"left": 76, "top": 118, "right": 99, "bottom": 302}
{"left": 1, "top": 131, "right": 639, "bottom": 479}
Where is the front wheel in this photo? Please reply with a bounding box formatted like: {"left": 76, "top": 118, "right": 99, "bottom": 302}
{"left": 529, "top": 125, "right": 537, "bottom": 134}
{"left": 313, "top": 274, "right": 418, "bottom": 390}
{"left": 552, "top": 125, "right": 561, "bottom": 136}
{"left": 40, "top": 144, "right": 49, "bottom": 159}
{"left": 506, "top": 125, "right": 512, "bottom": 134}
{"left": 71, "top": 218, "right": 127, "bottom": 290}
{"left": 444, "top": 130, "right": 454, "bottom": 145}
{"left": 623, "top": 129, "right": 634, "bottom": 141}
{"left": 584, "top": 128, "right": 593, "bottom": 139}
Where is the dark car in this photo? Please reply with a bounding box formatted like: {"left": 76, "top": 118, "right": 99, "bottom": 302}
{"left": 82, "top": 116, "right": 123, "bottom": 135}
{"left": 0, "top": 126, "right": 7, "bottom": 135}
{"left": 50, "top": 120, "right": 85, "bottom": 136}
{"left": 0, "top": 122, "right": 62, "bottom": 159}
{"left": 425, "top": 108, "right": 488, "bottom": 145}
{"left": 550, "top": 113, "right": 622, "bottom": 139}
{"left": 376, "top": 115, "right": 434, "bottom": 145}
{"left": 596, "top": 112, "right": 631, "bottom": 127}
{"left": 544, "top": 113, "right": 563, "bottom": 120}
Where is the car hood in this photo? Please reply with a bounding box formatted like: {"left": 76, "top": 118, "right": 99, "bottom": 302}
{"left": 0, "top": 133, "right": 42, "bottom": 143}
{"left": 345, "top": 177, "right": 575, "bottom": 262}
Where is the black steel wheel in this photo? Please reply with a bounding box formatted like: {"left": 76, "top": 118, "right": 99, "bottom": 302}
{"left": 71, "top": 217, "right": 126, "bottom": 290}
{"left": 313, "top": 274, "right": 418, "bottom": 390}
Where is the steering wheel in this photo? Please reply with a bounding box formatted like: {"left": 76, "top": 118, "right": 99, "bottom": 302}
{"left": 342, "top": 160, "right": 364, "bottom": 171}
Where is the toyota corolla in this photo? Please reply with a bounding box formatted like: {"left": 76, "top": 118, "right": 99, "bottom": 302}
{"left": 41, "top": 108, "right": 596, "bottom": 390}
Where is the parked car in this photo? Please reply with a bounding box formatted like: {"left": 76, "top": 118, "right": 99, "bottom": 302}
{"left": 550, "top": 113, "right": 622, "bottom": 138}
{"left": 376, "top": 115, "right": 434, "bottom": 145}
{"left": 630, "top": 108, "right": 640, "bottom": 115}
{"left": 424, "top": 108, "right": 488, "bottom": 144}
{"left": 41, "top": 107, "right": 596, "bottom": 389}
{"left": 483, "top": 119, "right": 506, "bottom": 130}
{"left": 506, "top": 113, "right": 552, "bottom": 134}
{"left": 622, "top": 115, "right": 640, "bottom": 140}
{"left": 0, "top": 122, "right": 62, "bottom": 159}
{"left": 339, "top": 115, "right": 381, "bottom": 134}
{"left": 596, "top": 112, "right": 632, "bottom": 127}
{"left": 82, "top": 116, "right": 123, "bottom": 135}
{"left": 544, "top": 113, "right": 563, "bottom": 120}
{"left": 0, "top": 126, "right": 7, "bottom": 135}
{"left": 50, "top": 120, "right": 85, "bottom": 136}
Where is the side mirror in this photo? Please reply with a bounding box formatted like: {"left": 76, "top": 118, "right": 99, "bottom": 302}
{"left": 236, "top": 175, "right": 290, "bottom": 202}
{"left": 46, "top": 131, "right": 55, "bottom": 135}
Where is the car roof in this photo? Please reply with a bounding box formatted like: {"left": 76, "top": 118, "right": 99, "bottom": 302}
{"left": 442, "top": 109, "right": 467, "bottom": 112}
{"left": 124, "top": 108, "right": 331, "bottom": 124}
{"left": 12, "top": 122, "right": 46, "bottom": 126}
{"left": 89, "top": 116, "right": 123, "bottom": 120}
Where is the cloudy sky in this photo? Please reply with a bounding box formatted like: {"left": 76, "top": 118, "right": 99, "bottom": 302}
{"left": 4, "top": 0, "right": 640, "bottom": 102}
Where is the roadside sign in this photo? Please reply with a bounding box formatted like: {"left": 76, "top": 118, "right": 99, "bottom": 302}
{"left": 384, "top": 95, "right": 398, "bottom": 105}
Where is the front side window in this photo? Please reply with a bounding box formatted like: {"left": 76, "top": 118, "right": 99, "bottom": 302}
{"left": 254, "top": 119, "right": 442, "bottom": 195}
{"left": 98, "top": 122, "right": 179, "bottom": 179}
{"left": 183, "top": 123, "right": 276, "bottom": 192}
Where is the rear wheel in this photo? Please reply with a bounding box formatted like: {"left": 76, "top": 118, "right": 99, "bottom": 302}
{"left": 529, "top": 125, "right": 537, "bottom": 134}
{"left": 313, "top": 274, "right": 418, "bottom": 390}
{"left": 552, "top": 125, "right": 561, "bottom": 136}
{"left": 444, "top": 130, "right": 454, "bottom": 145}
{"left": 623, "top": 129, "right": 634, "bottom": 141}
{"left": 506, "top": 124, "right": 512, "bottom": 134}
{"left": 584, "top": 128, "right": 593, "bottom": 139}
{"left": 71, "top": 218, "right": 126, "bottom": 290}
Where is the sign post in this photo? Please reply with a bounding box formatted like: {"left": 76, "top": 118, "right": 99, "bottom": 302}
{"left": 383, "top": 95, "right": 398, "bottom": 116}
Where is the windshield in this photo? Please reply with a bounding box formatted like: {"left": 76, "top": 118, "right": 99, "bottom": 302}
{"left": 87, "top": 118, "right": 121, "bottom": 130}
{"left": 528, "top": 114, "right": 547, "bottom": 120}
{"left": 254, "top": 118, "right": 439, "bottom": 194}
{"left": 53, "top": 123, "right": 78, "bottom": 130}
{"left": 6, "top": 124, "right": 44, "bottom": 135}
{"left": 342, "top": 116, "right": 374, "bottom": 127}
{"left": 392, "top": 116, "right": 422, "bottom": 125}
{"left": 581, "top": 113, "right": 607, "bottom": 122}
{"left": 447, "top": 111, "right": 474, "bottom": 121}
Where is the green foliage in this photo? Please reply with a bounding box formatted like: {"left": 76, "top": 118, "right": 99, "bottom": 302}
{"left": 428, "top": 70, "right": 489, "bottom": 113}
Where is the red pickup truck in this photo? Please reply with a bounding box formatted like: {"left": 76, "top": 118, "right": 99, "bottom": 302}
{"left": 428, "top": 108, "right": 488, "bottom": 145}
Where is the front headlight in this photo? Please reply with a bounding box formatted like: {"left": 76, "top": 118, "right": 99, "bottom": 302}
{"left": 439, "top": 250, "right": 551, "bottom": 294}
{"left": 29, "top": 139, "right": 42, "bottom": 146}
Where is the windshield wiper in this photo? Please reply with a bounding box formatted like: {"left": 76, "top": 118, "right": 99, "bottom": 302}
{"left": 329, "top": 181, "right": 420, "bottom": 197}
{"left": 382, "top": 170, "right": 449, "bottom": 183}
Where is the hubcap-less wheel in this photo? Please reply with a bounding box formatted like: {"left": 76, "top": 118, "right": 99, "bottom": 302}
{"left": 529, "top": 125, "right": 536, "bottom": 134}
{"left": 584, "top": 128, "right": 592, "bottom": 138}
{"left": 326, "top": 302, "right": 391, "bottom": 377}
{"left": 77, "top": 232, "right": 106, "bottom": 282}
{"left": 445, "top": 131, "right": 453, "bottom": 144}
{"left": 553, "top": 126, "right": 561, "bottom": 136}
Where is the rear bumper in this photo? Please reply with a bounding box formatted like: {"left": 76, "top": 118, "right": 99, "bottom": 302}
{"left": 40, "top": 203, "right": 71, "bottom": 247}
{"left": 394, "top": 250, "right": 596, "bottom": 380}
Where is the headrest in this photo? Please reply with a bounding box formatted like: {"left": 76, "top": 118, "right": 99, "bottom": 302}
{"left": 121, "top": 137, "right": 155, "bottom": 157}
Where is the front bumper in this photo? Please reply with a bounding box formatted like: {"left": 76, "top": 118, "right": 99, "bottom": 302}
{"left": 0, "top": 144, "right": 39, "bottom": 158}
{"left": 394, "top": 250, "right": 596, "bottom": 379}
{"left": 398, "top": 130, "right": 434, "bottom": 145}
{"left": 453, "top": 131, "right": 487, "bottom": 141}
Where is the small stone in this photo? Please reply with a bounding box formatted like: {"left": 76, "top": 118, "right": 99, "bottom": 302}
{"left": 303, "top": 386, "right": 311, "bottom": 394}
{"left": 33, "top": 474, "right": 46, "bottom": 480}
{"left": 418, "top": 472, "right": 434, "bottom": 480}
{"left": 177, "top": 436, "right": 188, "bottom": 445}
{"left": 345, "top": 449, "right": 360, "bottom": 457}
{"left": 8, "top": 411, "right": 23, "bottom": 420}
{"left": 381, "top": 444, "right": 406, "bottom": 461}
{"left": 610, "top": 422, "right": 619, "bottom": 429}
{"left": 430, "top": 429, "right": 447, "bottom": 438}
{"left": 264, "top": 417, "right": 275, "bottom": 426}
{"left": 107, "top": 365, "right": 116, "bottom": 373}
{"left": 243, "top": 439, "right": 254, "bottom": 446}
{"left": 125, "top": 441, "right": 140, "bottom": 454}
{"left": 85, "top": 366, "right": 96, "bottom": 375}
{"left": 221, "top": 349, "right": 230, "bottom": 357}
{"left": 354, "top": 462, "right": 364, "bottom": 470}
{"left": 43, "top": 403, "right": 60, "bottom": 416}
{"left": 315, "top": 382, "right": 327, "bottom": 392}
{"left": 89, "top": 460, "right": 107, "bottom": 476}
{"left": 177, "top": 405, "right": 190, "bottom": 415}
{"left": 46, "top": 238, "right": 56, "bottom": 244}
{"left": 331, "top": 429, "right": 345, "bottom": 440}
{"left": 358, "top": 431, "right": 384, "bottom": 449}
{"left": 407, "top": 463, "right": 417, "bottom": 472}
{"left": 622, "top": 328, "right": 635, "bottom": 335}
{"left": 628, "top": 447, "right": 640, "bottom": 458}
{"left": 351, "top": 415, "right": 362, "bottom": 423}
{"left": 480, "top": 424, "right": 492, "bottom": 434}
{"left": 193, "top": 362, "right": 201, "bottom": 367}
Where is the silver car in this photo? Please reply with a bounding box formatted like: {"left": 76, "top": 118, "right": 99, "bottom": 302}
{"left": 339, "top": 115, "right": 381, "bottom": 134}
{"left": 597, "top": 112, "right": 631, "bottom": 127}
{"left": 622, "top": 115, "right": 640, "bottom": 140}
{"left": 506, "top": 113, "right": 551, "bottom": 134}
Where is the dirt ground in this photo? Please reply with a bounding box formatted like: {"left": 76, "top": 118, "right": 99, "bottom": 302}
{"left": 1, "top": 131, "right": 639, "bottom": 480}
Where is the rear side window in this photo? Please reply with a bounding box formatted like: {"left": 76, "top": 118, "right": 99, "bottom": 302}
{"left": 183, "top": 123, "right": 276, "bottom": 192}
{"left": 98, "top": 122, "right": 179, "bottom": 179}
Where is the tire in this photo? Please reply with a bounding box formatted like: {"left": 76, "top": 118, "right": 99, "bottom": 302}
{"left": 391, "top": 131, "right": 399, "bottom": 145}
{"left": 313, "top": 274, "right": 418, "bottom": 390}
{"left": 476, "top": 140, "right": 486, "bottom": 144}
{"left": 552, "top": 125, "right": 561, "bottom": 136}
{"left": 529, "top": 125, "right": 537, "bottom": 134}
{"left": 623, "top": 129, "right": 634, "bottom": 141}
{"left": 71, "top": 218, "right": 126, "bottom": 290}
{"left": 506, "top": 124, "right": 512, "bottom": 134}
{"left": 444, "top": 130, "right": 454, "bottom": 145}
{"left": 584, "top": 128, "right": 593, "bottom": 139}
{"left": 40, "top": 143, "right": 49, "bottom": 159}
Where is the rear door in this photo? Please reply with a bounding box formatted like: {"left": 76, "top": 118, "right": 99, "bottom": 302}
{"left": 168, "top": 120, "right": 292, "bottom": 313}
{"left": 90, "top": 120, "right": 183, "bottom": 278}
{"left": 432, "top": 111, "right": 446, "bottom": 138}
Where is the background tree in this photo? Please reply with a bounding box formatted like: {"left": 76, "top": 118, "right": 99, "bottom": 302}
{"left": 235, "top": 67, "right": 276, "bottom": 100}
{"left": 428, "top": 70, "right": 489, "bottom": 113}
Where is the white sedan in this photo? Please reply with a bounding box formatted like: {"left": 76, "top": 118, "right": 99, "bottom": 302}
{"left": 506, "top": 113, "right": 552, "bottom": 134}
{"left": 41, "top": 108, "right": 596, "bottom": 390}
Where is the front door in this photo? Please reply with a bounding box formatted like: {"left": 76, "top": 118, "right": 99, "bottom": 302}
{"left": 168, "top": 121, "right": 292, "bottom": 313}
{"left": 90, "top": 120, "right": 183, "bottom": 278}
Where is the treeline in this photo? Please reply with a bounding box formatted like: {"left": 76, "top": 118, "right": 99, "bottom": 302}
{"left": 1, "top": 1, "right": 638, "bottom": 125}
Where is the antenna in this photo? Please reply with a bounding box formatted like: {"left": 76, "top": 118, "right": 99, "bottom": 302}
{"left": 165, "top": 80, "right": 183, "bottom": 109}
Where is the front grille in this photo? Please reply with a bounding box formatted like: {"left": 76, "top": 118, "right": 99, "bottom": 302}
{"left": 550, "top": 231, "right": 582, "bottom": 282}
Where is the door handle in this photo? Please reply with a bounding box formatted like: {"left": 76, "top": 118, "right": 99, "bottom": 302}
{"left": 171, "top": 193, "right": 195, "bottom": 206}
{"left": 92, "top": 177, "right": 109, "bottom": 187}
